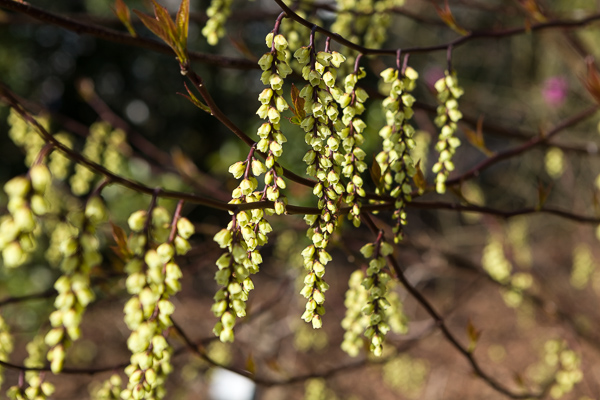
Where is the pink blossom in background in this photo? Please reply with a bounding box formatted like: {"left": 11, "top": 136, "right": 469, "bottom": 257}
{"left": 542, "top": 76, "right": 568, "bottom": 107}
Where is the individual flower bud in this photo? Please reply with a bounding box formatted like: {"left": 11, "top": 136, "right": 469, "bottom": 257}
{"left": 30, "top": 194, "right": 49, "bottom": 216}
{"left": 84, "top": 196, "right": 107, "bottom": 223}
{"left": 174, "top": 235, "right": 191, "bottom": 255}
{"left": 265, "top": 32, "right": 274, "bottom": 48}
{"left": 219, "top": 327, "right": 234, "bottom": 343}
{"left": 157, "top": 243, "right": 175, "bottom": 263}
{"left": 4, "top": 176, "right": 30, "bottom": 198}
{"left": 274, "top": 200, "right": 285, "bottom": 215}
{"left": 258, "top": 53, "right": 273, "bottom": 70}
{"left": 258, "top": 88, "right": 273, "bottom": 104}
{"left": 176, "top": 217, "right": 194, "bottom": 239}
{"left": 144, "top": 368, "right": 157, "bottom": 385}
{"left": 269, "top": 74, "right": 283, "bottom": 91}
{"left": 128, "top": 210, "right": 147, "bottom": 232}
{"left": 29, "top": 164, "right": 51, "bottom": 193}
{"left": 311, "top": 314, "right": 323, "bottom": 329}
{"left": 380, "top": 68, "right": 397, "bottom": 83}
{"left": 152, "top": 207, "right": 171, "bottom": 228}
{"left": 251, "top": 159, "right": 266, "bottom": 177}
{"left": 213, "top": 229, "right": 232, "bottom": 248}
{"left": 273, "top": 34, "right": 288, "bottom": 51}
{"left": 44, "top": 328, "right": 64, "bottom": 347}
{"left": 125, "top": 272, "right": 146, "bottom": 294}
{"left": 13, "top": 207, "right": 35, "bottom": 232}
{"left": 380, "top": 242, "right": 394, "bottom": 256}
{"left": 2, "top": 241, "right": 25, "bottom": 268}
{"left": 144, "top": 249, "right": 162, "bottom": 270}
{"left": 50, "top": 345, "right": 66, "bottom": 373}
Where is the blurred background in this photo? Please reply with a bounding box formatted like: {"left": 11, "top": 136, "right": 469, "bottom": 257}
{"left": 1, "top": 0, "right": 600, "bottom": 398}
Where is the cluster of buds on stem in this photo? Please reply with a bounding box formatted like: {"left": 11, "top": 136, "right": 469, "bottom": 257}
{"left": 0, "top": 164, "right": 51, "bottom": 268}
{"left": 7, "top": 109, "right": 47, "bottom": 167}
{"left": 201, "top": 0, "right": 232, "bottom": 45}
{"left": 90, "top": 374, "right": 122, "bottom": 399}
{"left": 357, "top": 233, "right": 394, "bottom": 356}
{"left": 121, "top": 204, "right": 193, "bottom": 399}
{"left": 256, "top": 27, "right": 292, "bottom": 215}
{"left": 212, "top": 144, "right": 275, "bottom": 342}
{"left": 376, "top": 65, "right": 418, "bottom": 242}
{"left": 433, "top": 70, "right": 463, "bottom": 194}
{"left": 337, "top": 62, "right": 369, "bottom": 227}
{"left": 295, "top": 35, "right": 346, "bottom": 328}
{"left": 7, "top": 335, "right": 55, "bottom": 400}
{"left": 44, "top": 195, "right": 107, "bottom": 373}
{"left": 0, "top": 315, "right": 13, "bottom": 388}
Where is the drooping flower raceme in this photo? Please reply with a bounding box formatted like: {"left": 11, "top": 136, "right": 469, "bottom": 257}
{"left": 121, "top": 206, "right": 193, "bottom": 400}
{"left": 295, "top": 39, "right": 346, "bottom": 328}
{"left": 433, "top": 70, "right": 463, "bottom": 194}
{"left": 358, "top": 236, "right": 394, "bottom": 356}
{"left": 0, "top": 164, "right": 51, "bottom": 268}
{"left": 45, "top": 195, "right": 106, "bottom": 373}
{"left": 256, "top": 31, "right": 292, "bottom": 216}
{"left": 337, "top": 65, "right": 369, "bottom": 227}
{"left": 376, "top": 66, "right": 419, "bottom": 242}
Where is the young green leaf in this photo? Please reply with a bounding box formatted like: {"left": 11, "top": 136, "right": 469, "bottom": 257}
{"left": 464, "top": 116, "right": 495, "bottom": 157}
{"left": 370, "top": 157, "right": 382, "bottom": 191}
{"left": 433, "top": 0, "right": 469, "bottom": 36}
{"left": 466, "top": 319, "right": 481, "bottom": 353}
{"left": 112, "top": 0, "right": 136, "bottom": 37}
{"left": 536, "top": 181, "right": 553, "bottom": 210}
{"left": 290, "top": 84, "right": 306, "bottom": 120}
{"left": 134, "top": 1, "right": 188, "bottom": 64}
{"left": 412, "top": 160, "right": 427, "bottom": 195}
{"left": 175, "top": 0, "right": 190, "bottom": 45}
{"left": 110, "top": 222, "right": 130, "bottom": 260}
{"left": 180, "top": 82, "right": 212, "bottom": 114}
{"left": 134, "top": 9, "right": 170, "bottom": 47}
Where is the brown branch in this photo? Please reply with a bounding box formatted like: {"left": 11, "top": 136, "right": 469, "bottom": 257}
{"left": 446, "top": 105, "right": 600, "bottom": 185}
{"left": 0, "top": 0, "right": 256, "bottom": 70}
{"left": 0, "top": 289, "right": 56, "bottom": 307}
{"left": 5, "top": 80, "right": 599, "bottom": 224}
{"left": 274, "top": 0, "right": 600, "bottom": 56}
{"left": 408, "top": 201, "right": 600, "bottom": 224}
{"left": 360, "top": 213, "right": 545, "bottom": 399}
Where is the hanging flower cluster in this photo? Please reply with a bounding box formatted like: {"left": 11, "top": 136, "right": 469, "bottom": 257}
{"left": 0, "top": 315, "right": 12, "bottom": 388}
{"left": 340, "top": 269, "right": 369, "bottom": 356}
{"left": 356, "top": 233, "right": 395, "bottom": 356}
{"left": 90, "top": 374, "right": 123, "bottom": 400}
{"left": 213, "top": 147, "right": 275, "bottom": 341}
{"left": 201, "top": 0, "right": 232, "bottom": 45}
{"left": 433, "top": 70, "right": 463, "bottom": 194}
{"left": 341, "top": 267, "right": 408, "bottom": 357}
{"left": 257, "top": 29, "right": 292, "bottom": 215}
{"left": 7, "top": 108, "right": 47, "bottom": 167}
{"left": 7, "top": 335, "right": 55, "bottom": 400}
{"left": 44, "top": 195, "right": 106, "bottom": 373}
{"left": 295, "top": 35, "right": 346, "bottom": 328}
{"left": 338, "top": 63, "right": 368, "bottom": 227}
{"left": 0, "top": 164, "right": 51, "bottom": 268}
{"left": 121, "top": 205, "right": 193, "bottom": 399}
{"left": 376, "top": 65, "right": 419, "bottom": 242}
